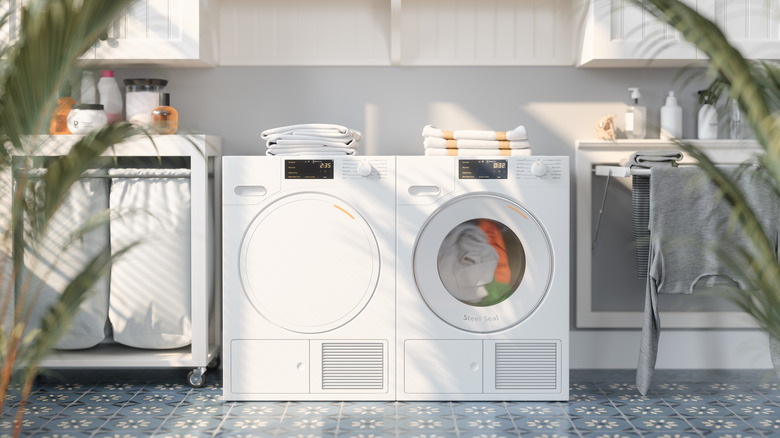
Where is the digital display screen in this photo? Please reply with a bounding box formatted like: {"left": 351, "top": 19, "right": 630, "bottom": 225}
{"left": 285, "top": 160, "right": 334, "bottom": 179}
{"left": 458, "top": 159, "right": 508, "bottom": 179}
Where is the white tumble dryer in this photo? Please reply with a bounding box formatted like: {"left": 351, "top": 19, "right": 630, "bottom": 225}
{"left": 222, "top": 156, "right": 395, "bottom": 401}
{"left": 396, "top": 156, "right": 569, "bottom": 401}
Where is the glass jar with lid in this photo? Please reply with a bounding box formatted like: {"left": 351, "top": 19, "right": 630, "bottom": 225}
{"left": 124, "top": 79, "right": 168, "bottom": 125}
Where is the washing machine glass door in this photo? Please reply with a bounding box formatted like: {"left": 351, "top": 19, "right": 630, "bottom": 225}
{"left": 414, "top": 193, "right": 552, "bottom": 333}
{"left": 240, "top": 192, "right": 379, "bottom": 333}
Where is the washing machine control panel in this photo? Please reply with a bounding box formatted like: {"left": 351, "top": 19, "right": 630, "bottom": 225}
{"left": 514, "top": 157, "right": 565, "bottom": 184}
{"left": 285, "top": 159, "right": 335, "bottom": 179}
{"left": 458, "top": 159, "right": 508, "bottom": 179}
{"left": 341, "top": 157, "right": 391, "bottom": 179}
{"left": 453, "top": 157, "right": 566, "bottom": 186}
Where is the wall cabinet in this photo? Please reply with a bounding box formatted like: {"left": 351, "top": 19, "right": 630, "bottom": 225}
{"left": 90, "top": 0, "right": 218, "bottom": 66}
{"left": 218, "top": 0, "right": 573, "bottom": 66}
{"left": 579, "top": 0, "right": 780, "bottom": 67}
{"left": 1, "top": 0, "right": 218, "bottom": 66}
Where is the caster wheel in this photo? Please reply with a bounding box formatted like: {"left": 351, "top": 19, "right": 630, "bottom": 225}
{"left": 187, "top": 369, "right": 206, "bottom": 388}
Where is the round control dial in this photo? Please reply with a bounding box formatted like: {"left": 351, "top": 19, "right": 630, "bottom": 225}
{"left": 531, "top": 160, "right": 547, "bottom": 177}
{"left": 357, "top": 160, "right": 373, "bottom": 177}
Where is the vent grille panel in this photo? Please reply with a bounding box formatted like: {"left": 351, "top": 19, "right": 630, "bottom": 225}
{"left": 495, "top": 342, "right": 558, "bottom": 390}
{"left": 322, "top": 343, "right": 384, "bottom": 390}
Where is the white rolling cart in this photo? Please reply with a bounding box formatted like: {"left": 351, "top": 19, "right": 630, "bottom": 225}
{"left": 9, "top": 134, "right": 221, "bottom": 387}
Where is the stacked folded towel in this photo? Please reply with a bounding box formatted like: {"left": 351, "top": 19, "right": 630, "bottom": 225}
{"left": 261, "top": 124, "right": 362, "bottom": 156}
{"left": 422, "top": 125, "right": 531, "bottom": 156}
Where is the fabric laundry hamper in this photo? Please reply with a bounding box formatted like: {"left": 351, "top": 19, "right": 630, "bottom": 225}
{"left": 108, "top": 168, "right": 192, "bottom": 349}
{"left": 24, "top": 175, "right": 110, "bottom": 350}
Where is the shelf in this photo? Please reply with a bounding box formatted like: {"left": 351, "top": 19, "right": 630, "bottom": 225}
{"left": 574, "top": 139, "right": 762, "bottom": 329}
{"left": 7, "top": 135, "right": 222, "bottom": 378}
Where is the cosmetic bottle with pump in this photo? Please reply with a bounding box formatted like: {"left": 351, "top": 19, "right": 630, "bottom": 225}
{"left": 151, "top": 93, "right": 178, "bottom": 134}
{"left": 625, "top": 87, "right": 646, "bottom": 139}
{"left": 697, "top": 90, "right": 718, "bottom": 140}
{"left": 660, "top": 91, "right": 682, "bottom": 139}
{"left": 49, "top": 81, "right": 76, "bottom": 135}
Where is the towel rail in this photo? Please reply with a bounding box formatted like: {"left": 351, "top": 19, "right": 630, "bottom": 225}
{"left": 16, "top": 168, "right": 202, "bottom": 179}
{"left": 593, "top": 165, "right": 651, "bottom": 177}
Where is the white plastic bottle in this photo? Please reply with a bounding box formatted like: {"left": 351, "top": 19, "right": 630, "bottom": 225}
{"left": 625, "top": 87, "right": 646, "bottom": 139}
{"left": 660, "top": 91, "right": 682, "bottom": 140}
{"left": 98, "top": 69, "right": 123, "bottom": 124}
{"left": 697, "top": 90, "right": 718, "bottom": 140}
{"left": 80, "top": 70, "right": 97, "bottom": 104}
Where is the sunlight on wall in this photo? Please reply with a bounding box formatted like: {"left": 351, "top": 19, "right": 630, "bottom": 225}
{"left": 522, "top": 102, "right": 627, "bottom": 149}
{"left": 427, "top": 102, "right": 493, "bottom": 131}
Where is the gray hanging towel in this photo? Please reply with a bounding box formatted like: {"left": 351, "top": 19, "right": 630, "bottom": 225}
{"left": 636, "top": 165, "right": 779, "bottom": 395}
{"left": 627, "top": 151, "right": 683, "bottom": 278}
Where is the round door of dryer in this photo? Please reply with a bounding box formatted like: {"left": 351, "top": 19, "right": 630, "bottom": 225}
{"left": 413, "top": 193, "right": 552, "bottom": 333}
{"left": 239, "top": 192, "right": 380, "bottom": 334}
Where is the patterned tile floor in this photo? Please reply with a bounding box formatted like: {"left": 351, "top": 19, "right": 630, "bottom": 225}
{"left": 1, "top": 369, "right": 779, "bottom": 437}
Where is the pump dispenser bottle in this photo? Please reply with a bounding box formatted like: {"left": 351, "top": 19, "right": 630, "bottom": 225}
{"left": 697, "top": 90, "right": 718, "bottom": 140}
{"left": 660, "top": 91, "right": 683, "bottom": 139}
{"left": 49, "top": 81, "right": 76, "bottom": 135}
{"left": 625, "top": 87, "right": 646, "bottom": 139}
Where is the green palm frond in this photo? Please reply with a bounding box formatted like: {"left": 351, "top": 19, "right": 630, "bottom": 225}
{"left": 634, "top": 0, "right": 780, "bottom": 345}
{"left": 0, "top": 0, "right": 137, "bottom": 426}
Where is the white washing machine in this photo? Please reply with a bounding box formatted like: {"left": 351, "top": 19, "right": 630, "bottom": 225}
{"left": 396, "top": 156, "right": 569, "bottom": 401}
{"left": 223, "top": 156, "right": 395, "bottom": 401}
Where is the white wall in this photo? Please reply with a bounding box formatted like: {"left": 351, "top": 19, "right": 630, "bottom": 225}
{"left": 111, "top": 65, "right": 772, "bottom": 370}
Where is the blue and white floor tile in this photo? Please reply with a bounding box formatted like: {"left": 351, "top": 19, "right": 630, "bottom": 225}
{"left": 0, "top": 369, "right": 778, "bottom": 437}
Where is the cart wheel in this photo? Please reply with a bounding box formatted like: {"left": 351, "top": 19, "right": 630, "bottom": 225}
{"left": 187, "top": 368, "right": 206, "bottom": 388}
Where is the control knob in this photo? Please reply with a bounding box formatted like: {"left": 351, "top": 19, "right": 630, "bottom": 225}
{"left": 357, "top": 160, "right": 373, "bottom": 177}
{"left": 531, "top": 160, "right": 547, "bottom": 177}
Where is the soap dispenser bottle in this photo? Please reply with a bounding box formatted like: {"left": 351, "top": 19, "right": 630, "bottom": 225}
{"left": 151, "top": 93, "right": 178, "bottom": 134}
{"left": 697, "top": 90, "right": 718, "bottom": 140}
{"left": 49, "top": 81, "right": 76, "bottom": 135}
{"left": 660, "top": 91, "right": 683, "bottom": 140}
{"left": 626, "top": 87, "right": 646, "bottom": 139}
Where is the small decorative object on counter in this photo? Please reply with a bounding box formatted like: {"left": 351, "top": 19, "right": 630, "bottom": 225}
{"left": 98, "top": 69, "right": 123, "bottom": 124}
{"left": 67, "top": 103, "right": 108, "bottom": 134}
{"left": 151, "top": 93, "right": 178, "bottom": 135}
{"left": 124, "top": 78, "right": 167, "bottom": 125}
{"left": 594, "top": 114, "right": 616, "bottom": 140}
{"left": 50, "top": 81, "right": 76, "bottom": 135}
{"left": 660, "top": 91, "right": 682, "bottom": 140}
{"left": 81, "top": 70, "right": 97, "bottom": 104}
{"left": 625, "top": 87, "right": 646, "bottom": 139}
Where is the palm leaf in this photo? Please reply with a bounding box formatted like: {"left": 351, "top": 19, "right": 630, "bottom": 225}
{"left": 634, "top": 0, "right": 780, "bottom": 345}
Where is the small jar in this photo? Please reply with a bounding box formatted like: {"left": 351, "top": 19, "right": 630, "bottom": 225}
{"left": 67, "top": 104, "right": 108, "bottom": 134}
{"left": 124, "top": 79, "right": 168, "bottom": 125}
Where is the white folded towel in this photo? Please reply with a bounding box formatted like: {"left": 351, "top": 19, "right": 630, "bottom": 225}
{"left": 422, "top": 124, "right": 528, "bottom": 141}
{"left": 266, "top": 146, "right": 357, "bottom": 156}
{"left": 423, "top": 137, "right": 531, "bottom": 150}
{"left": 424, "top": 148, "right": 532, "bottom": 157}
{"left": 268, "top": 138, "right": 358, "bottom": 148}
{"left": 261, "top": 124, "right": 362, "bottom": 142}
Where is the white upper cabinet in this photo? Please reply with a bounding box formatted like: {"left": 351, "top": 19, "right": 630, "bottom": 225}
{"left": 1, "top": 0, "right": 218, "bottom": 66}
{"left": 218, "top": 0, "right": 573, "bottom": 66}
{"left": 93, "top": 0, "right": 219, "bottom": 66}
{"left": 579, "top": 0, "right": 780, "bottom": 67}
